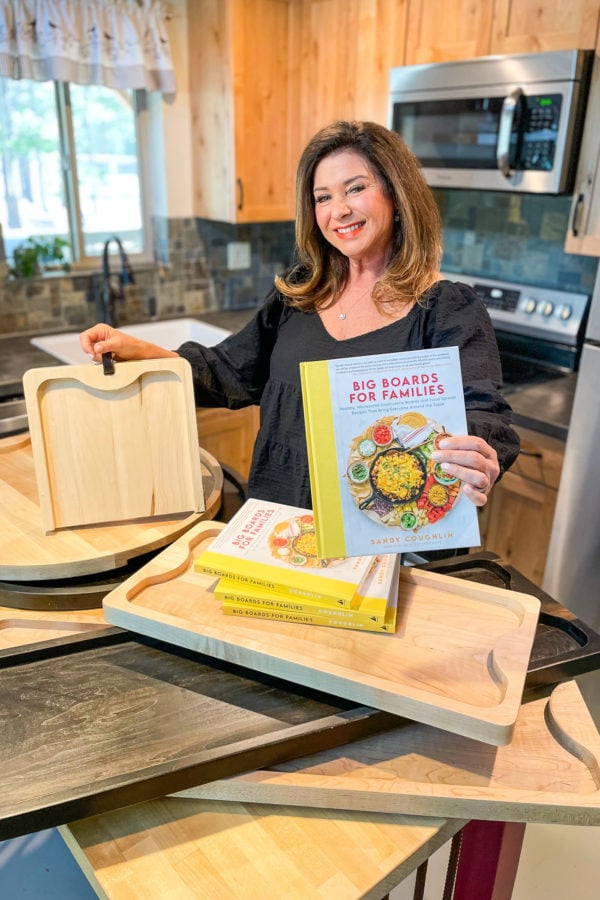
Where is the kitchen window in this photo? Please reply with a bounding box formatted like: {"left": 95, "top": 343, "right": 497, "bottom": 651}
{"left": 0, "top": 76, "right": 151, "bottom": 267}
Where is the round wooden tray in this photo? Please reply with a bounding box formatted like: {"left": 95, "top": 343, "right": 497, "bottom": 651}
{"left": 0, "top": 433, "right": 223, "bottom": 582}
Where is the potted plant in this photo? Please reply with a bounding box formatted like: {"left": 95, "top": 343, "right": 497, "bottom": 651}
{"left": 9, "top": 236, "right": 71, "bottom": 278}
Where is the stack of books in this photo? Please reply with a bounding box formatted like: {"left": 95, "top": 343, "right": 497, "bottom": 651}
{"left": 194, "top": 498, "right": 400, "bottom": 634}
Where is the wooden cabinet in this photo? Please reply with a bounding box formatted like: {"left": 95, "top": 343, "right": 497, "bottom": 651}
{"left": 188, "top": 0, "right": 297, "bottom": 223}
{"left": 478, "top": 426, "right": 565, "bottom": 586}
{"left": 490, "top": 0, "right": 600, "bottom": 54}
{"left": 295, "top": 0, "right": 408, "bottom": 138}
{"left": 402, "top": 0, "right": 600, "bottom": 66}
{"left": 404, "top": 0, "right": 493, "bottom": 64}
{"left": 197, "top": 406, "right": 260, "bottom": 482}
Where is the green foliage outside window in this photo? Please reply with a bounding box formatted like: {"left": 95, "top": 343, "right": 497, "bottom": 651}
{"left": 9, "top": 235, "right": 71, "bottom": 278}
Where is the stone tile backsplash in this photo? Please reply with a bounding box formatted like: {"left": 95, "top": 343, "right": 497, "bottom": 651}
{"left": 0, "top": 217, "right": 297, "bottom": 335}
{"left": 0, "top": 196, "right": 597, "bottom": 335}
{"left": 435, "top": 189, "right": 598, "bottom": 293}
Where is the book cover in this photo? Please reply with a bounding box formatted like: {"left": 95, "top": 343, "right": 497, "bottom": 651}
{"left": 214, "top": 552, "right": 400, "bottom": 625}
{"left": 194, "top": 498, "right": 375, "bottom": 604}
{"left": 221, "top": 599, "right": 397, "bottom": 634}
{"left": 301, "top": 347, "right": 481, "bottom": 558}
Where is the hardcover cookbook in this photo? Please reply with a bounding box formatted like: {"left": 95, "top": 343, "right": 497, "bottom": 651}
{"left": 301, "top": 347, "right": 481, "bottom": 558}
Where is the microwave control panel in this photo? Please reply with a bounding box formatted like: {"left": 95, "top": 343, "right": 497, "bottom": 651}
{"left": 520, "top": 94, "right": 562, "bottom": 170}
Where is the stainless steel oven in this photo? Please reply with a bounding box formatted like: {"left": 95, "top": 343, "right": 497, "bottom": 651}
{"left": 441, "top": 272, "right": 591, "bottom": 389}
{"left": 389, "top": 50, "right": 593, "bottom": 194}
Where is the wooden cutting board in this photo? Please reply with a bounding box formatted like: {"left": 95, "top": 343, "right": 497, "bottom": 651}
{"left": 103, "top": 520, "right": 541, "bottom": 746}
{"left": 0, "top": 433, "right": 221, "bottom": 580}
{"left": 23, "top": 359, "right": 204, "bottom": 532}
{"left": 60, "top": 799, "right": 463, "bottom": 900}
{"left": 176, "top": 680, "right": 600, "bottom": 826}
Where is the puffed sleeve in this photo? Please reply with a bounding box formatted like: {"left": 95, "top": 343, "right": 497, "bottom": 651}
{"left": 424, "top": 281, "right": 520, "bottom": 476}
{"left": 175, "top": 288, "right": 286, "bottom": 409}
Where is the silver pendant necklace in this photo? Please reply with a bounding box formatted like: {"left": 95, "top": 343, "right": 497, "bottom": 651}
{"left": 337, "top": 284, "right": 374, "bottom": 320}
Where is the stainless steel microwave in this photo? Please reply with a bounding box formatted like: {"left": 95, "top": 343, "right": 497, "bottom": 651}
{"left": 389, "top": 50, "right": 593, "bottom": 193}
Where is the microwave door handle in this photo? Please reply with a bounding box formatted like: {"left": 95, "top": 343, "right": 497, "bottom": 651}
{"left": 497, "top": 88, "right": 523, "bottom": 178}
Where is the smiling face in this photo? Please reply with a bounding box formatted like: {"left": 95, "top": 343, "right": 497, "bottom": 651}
{"left": 312, "top": 149, "right": 395, "bottom": 268}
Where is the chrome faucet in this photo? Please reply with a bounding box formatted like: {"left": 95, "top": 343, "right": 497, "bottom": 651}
{"left": 100, "top": 236, "right": 135, "bottom": 327}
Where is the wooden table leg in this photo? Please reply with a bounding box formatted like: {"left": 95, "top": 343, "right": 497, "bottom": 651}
{"left": 450, "top": 821, "right": 526, "bottom": 900}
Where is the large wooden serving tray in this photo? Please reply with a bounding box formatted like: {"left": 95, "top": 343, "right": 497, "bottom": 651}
{"left": 177, "top": 680, "right": 600, "bottom": 827}
{"left": 103, "top": 521, "right": 541, "bottom": 746}
{"left": 23, "top": 359, "right": 204, "bottom": 532}
{"left": 419, "top": 552, "right": 600, "bottom": 688}
{"left": 0, "top": 433, "right": 221, "bottom": 581}
{"left": 0, "top": 630, "right": 397, "bottom": 841}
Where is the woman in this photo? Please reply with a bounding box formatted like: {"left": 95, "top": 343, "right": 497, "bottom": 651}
{"left": 81, "top": 121, "right": 519, "bottom": 510}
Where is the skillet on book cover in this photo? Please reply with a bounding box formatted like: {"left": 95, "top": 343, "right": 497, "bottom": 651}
{"left": 346, "top": 412, "right": 462, "bottom": 531}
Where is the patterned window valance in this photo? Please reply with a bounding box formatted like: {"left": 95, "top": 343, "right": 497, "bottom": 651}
{"left": 0, "top": 0, "right": 175, "bottom": 94}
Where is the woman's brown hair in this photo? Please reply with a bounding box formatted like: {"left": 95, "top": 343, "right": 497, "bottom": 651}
{"left": 275, "top": 120, "right": 442, "bottom": 311}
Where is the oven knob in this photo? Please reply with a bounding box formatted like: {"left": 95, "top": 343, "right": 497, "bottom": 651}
{"left": 537, "top": 300, "right": 554, "bottom": 317}
{"left": 521, "top": 297, "right": 537, "bottom": 314}
{"left": 556, "top": 303, "right": 573, "bottom": 321}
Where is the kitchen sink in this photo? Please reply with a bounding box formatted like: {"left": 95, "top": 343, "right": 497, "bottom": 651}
{"left": 31, "top": 318, "right": 232, "bottom": 365}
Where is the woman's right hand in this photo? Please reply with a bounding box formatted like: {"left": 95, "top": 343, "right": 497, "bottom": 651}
{"left": 79, "top": 323, "right": 179, "bottom": 363}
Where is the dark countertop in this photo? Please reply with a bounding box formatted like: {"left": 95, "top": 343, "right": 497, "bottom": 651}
{"left": 503, "top": 373, "right": 575, "bottom": 442}
{"left": 0, "top": 334, "right": 63, "bottom": 394}
{"left": 0, "top": 309, "right": 574, "bottom": 442}
{"left": 189, "top": 308, "right": 256, "bottom": 334}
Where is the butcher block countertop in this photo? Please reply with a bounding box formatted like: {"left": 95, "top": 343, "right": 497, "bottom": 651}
{"left": 60, "top": 798, "right": 464, "bottom": 900}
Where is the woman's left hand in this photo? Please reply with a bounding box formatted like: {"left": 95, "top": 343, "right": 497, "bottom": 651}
{"left": 431, "top": 435, "right": 500, "bottom": 507}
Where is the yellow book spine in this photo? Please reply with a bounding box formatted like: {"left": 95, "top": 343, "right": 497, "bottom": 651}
{"left": 222, "top": 600, "right": 396, "bottom": 634}
{"left": 354, "top": 596, "right": 388, "bottom": 617}
{"left": 211, "top": 575, "right": 359, "bottom": 609}
{"left": 215, "top": 582, "right": 388, "bottom": 624}
{"left": 300, "top": 361, "right": 347, "bottom": 558}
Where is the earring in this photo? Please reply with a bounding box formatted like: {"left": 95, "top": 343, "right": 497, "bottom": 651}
{"left": 394, "top": 211, "right": 400, "bottom": 222}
